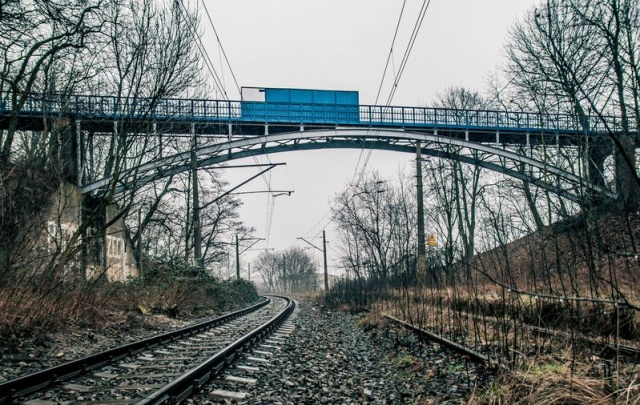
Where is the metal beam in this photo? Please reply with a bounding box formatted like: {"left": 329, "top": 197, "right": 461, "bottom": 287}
{"left": 80, "top": 128, "right": 616, "bottom": 202}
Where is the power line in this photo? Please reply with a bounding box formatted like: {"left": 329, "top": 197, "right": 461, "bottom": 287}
{"left": 330, "top": 1, "right": 418, "bottom": 238}
{"left": 352, "top": 1, "right": 408, "bottom": 188}
{"left": 374, "top": 0, "right": 407, "bottom": 105}
{"left": 200, "top": 0, "right": 242, "bottom": 97}
{"left": 176, "top": 0, "right": 228, "bottom": 99}
{"left": 193, "top": 0, "right": 274, "bottom": 218}
{"left": 385, "top": 0, "right": 432, "bottom": 105}
{"left": 352, "top": 0, "right": 424, "bottom": 188}
{"left": 353, "top": 0, "right": 432, "bottom": 183}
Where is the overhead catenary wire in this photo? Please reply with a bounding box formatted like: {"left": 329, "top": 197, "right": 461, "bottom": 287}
{"left": 305, "top": 1, "right": 430, "bottom": 242}
{"left": 351, "top": 0, "right": 409, "bottom": 186}
{"left": 385, "top": 0, "right": 432, "bottom": 105}
{"left": 355, "top": 0, "right": 432, "bottom": 181}
{"left": 194, "top": 0, "right": 276, "bottom": 242}
{"left": 200, "top": 0, "right": 242, "bottom": 97}
{"left": 352, "top": 0, "right": 432, "bottom": 190}
{"left": 176, "top": 0, "right": 228, "bottom": 99}
{"left": 196, "top": 1, "right": 275, "bottom": 190}
{"left": 374, "top": 0, "right": 408, "bottom": 105}
{"left": 176, "top": 0, "right": 281, "bottom": 253}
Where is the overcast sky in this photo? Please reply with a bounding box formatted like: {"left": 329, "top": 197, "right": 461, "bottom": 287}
{"left": 200, "top": 0, "right": 539, "bottom": 277}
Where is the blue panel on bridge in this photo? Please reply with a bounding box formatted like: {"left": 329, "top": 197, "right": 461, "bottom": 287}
{"left": 241, "top": 87, "right": 360, "bottom": 124}
{"left": 311, "top": 90, "right": 334, "bottom": 104}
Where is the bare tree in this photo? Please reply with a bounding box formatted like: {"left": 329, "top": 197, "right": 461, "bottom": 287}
{"left": 434, "top": 87, "right": 488, "bottom": 269}
{"left": 282, "top": 246, "right": 318, "bottom": 293}
{"left": 0, "top": 0, "right": 109, "bottom": 166}
{"left": 504, "top": 0, "right": 640, "bottom": 208}
{"left": 253, "top": 247, "right": 318, "bottom": 293}
{"left": 254, "top": 251, "right": 281, "bottom": 292}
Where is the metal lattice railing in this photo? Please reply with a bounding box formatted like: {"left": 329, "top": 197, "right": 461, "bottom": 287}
{"left": 0, "top": 92, "right": 623, "bottom": 134}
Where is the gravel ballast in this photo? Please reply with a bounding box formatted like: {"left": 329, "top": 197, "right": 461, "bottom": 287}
{"left": 1, "top": 298, "right": 493, "bottom": 403}
{"left": 196, "top": 299, "right": 493, "bottom": 404}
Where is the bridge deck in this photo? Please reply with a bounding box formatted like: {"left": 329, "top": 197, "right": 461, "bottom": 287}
{"left": 0, "top": 93, "right": 622, "bottom": 138}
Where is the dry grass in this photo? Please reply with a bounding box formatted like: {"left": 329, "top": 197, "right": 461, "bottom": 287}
{"left": 0, "top": 274, "right": 259, "bottom": 335}
{"left": 346, "top": 284, "right": 640, "bottom": 404}
{"left": 356, "top": 310, "right": 390, "bottom": 333}
{"left": 329, "top": 211, "right": 640, "bottom": 403}
{"left": 471, "top": 369, "right": 640, "bottom": 404}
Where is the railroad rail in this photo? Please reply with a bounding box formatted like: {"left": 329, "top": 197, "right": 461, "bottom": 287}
{"left": 377, "top": 313, "right": 497, "bottom": 370}
{"left": 0, "top": 296, "right": 294, "bottom": 404}
{"left": 371, "top": 306, "right": 640, "bottom": 371}
{"left": 529, "top": 325, "right": 640, "bottom": 360}
{"left": 418, "top": 304, "right": 640, "bottom": 360}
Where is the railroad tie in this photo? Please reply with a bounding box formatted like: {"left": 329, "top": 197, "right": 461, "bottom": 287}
{"left": 235, "top": 365, "right": 260, "bottom": 373}
{"left": 224, "top": 375, "right": 258, "bottom": 385}
{"left": 208, "top": 389, "right": 251, "bottom": 401}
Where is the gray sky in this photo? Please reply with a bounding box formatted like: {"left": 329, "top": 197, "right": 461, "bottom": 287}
{"left": 200, "top": 0, "right": 539, "bottom": 276}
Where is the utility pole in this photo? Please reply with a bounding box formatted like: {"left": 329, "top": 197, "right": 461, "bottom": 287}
{"left": 191, "top": 123, "right": 202, "bottom": 267}
{"left": 322, "top": 230, "right": 328, "bottom": 292}
{"left": 234, "top": 237, "right": 263, "bottom": 280}
{"left": 137, "top": 209, "right": 143, "bottom": 277}
{"left": 235, "top": 234, "right": 240, "bottom": 279}
{"left": 297, "top": 233, "right": 329, "bottom": 292}
{"left": 282, "top": 254, "right": 287, "bottom": 293}
{"left": 416, "top": 141, "right": 426, "bottom": 277}
{"left": 248, "top": 263, "right": 251, "bottom": 281}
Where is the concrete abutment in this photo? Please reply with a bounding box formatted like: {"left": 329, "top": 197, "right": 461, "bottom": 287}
{"left": 50, "top": 181, "right": 139, "bottom": 282}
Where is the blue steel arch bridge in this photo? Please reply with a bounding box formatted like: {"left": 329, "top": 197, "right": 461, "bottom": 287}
{"left": 0, "top": 88, "right": 624, "bottom": 203}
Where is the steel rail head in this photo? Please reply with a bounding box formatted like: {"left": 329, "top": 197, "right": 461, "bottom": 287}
{"left": 0, "top": 297, "right": 270, "bottom": 404}
{"left": 137, "top": 296, "right": 295, "bottom": 405}
{"left": 384, "top": 314, "right": 495, "bottom": 368}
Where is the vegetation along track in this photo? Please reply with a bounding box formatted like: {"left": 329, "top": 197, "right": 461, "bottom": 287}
{"left": 405, "top": 304, "right": 640, "bottom": 362}
{"left": 0, "top": 296, "right": 294, "bottom": 404}
{"left": 380, "top": 308, "right": 640, "bottom": 369}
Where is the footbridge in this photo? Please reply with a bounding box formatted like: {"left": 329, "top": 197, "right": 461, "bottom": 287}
{"left": 0, "top": 92, "right": 622, "bottom": 202}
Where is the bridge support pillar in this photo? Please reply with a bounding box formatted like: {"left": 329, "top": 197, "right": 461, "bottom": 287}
{"left": 76, "top": 120, "right": 83, "bottom": 186}
{"left": 88, "top": 132, "right": 95, "bottom": 184}
{"left": 153, "top": 121, "right": 161, "bottom": 159}
{"left": 52, "top": 117, "right": 81, "bottom": 185}
{"left": 582, "top": 137, "right": 608, "bottom": 205}
{"left": 49, "top": 182, "right": 139, "bottom": 281}
{"left": 587, "top": 139, "right": 607, "bottom": 189}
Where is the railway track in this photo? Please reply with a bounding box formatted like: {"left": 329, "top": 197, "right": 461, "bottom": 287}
{"left": 0, "top": 296, "right": 294, "bottom": 404}
{"left": 374, "top": 306, "right": 640, "bottom": 369}
{"left": 441, "top": 305, "right": 640, "bottom": 360}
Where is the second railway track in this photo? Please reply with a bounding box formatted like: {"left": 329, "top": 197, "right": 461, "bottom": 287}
{"left": 0, "top": 296, "right": 294, "bottom": 404}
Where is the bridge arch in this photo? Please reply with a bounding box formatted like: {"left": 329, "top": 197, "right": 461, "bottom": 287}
{"left": 82, "top": 128, "right": 615, "bottom": 203}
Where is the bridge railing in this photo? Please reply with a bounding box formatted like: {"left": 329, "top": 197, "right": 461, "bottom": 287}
{"left": 0, "top": 92, "right": 624, "bottom": 134}
{"left": 361, "top": 105, "right": 619, "bottom": 133}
